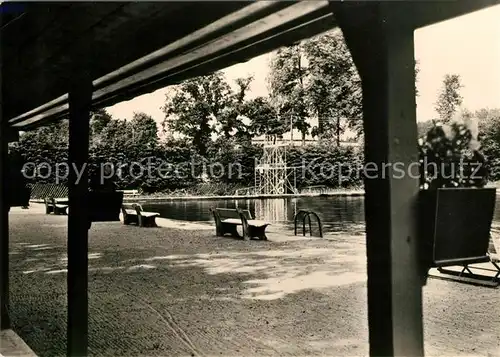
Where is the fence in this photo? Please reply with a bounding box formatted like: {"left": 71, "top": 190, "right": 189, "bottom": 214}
{"left": 29, "top": 183, "right": 68, "bottom": 200}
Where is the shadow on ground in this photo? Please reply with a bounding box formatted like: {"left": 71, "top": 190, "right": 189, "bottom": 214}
{"left": 7, "top": 208, "right": 500, "bottom": 357}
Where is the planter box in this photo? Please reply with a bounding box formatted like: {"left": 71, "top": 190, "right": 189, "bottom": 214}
{"left": 88, "top": 191, "right": 124, "bottom": 222}
{"left": 8, "top": 185, "right": 31, "bottom": 207}
{"left": 419, "top": 187, "right": 496, "bottom": 268}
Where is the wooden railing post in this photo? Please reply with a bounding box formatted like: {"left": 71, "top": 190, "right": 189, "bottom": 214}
{"left": 0, "top": 118, "right": 10, "bottom": 330}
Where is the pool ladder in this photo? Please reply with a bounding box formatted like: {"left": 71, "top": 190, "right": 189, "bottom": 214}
{"left": 294, "top": 210, "right": 323, "bottom": 238}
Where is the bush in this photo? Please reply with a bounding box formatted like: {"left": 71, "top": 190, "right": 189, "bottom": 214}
{"left": 16, "top": 128, "right": 364, "bottom": 194}
{"left": 419, "top": 121, "right": 488, "bottom": 189}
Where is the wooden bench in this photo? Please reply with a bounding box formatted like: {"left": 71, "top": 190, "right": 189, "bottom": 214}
{"left": 121, "top": 189, "right": 140, "bottom": 197}
{"left": 44, "top": 197, "right": 68, "bottom": 215}
{"left": 121, "top": 203, "right": 160, "bottom": 227}
{"left": 209, "top": 207, "right": 270, "bottom": 240}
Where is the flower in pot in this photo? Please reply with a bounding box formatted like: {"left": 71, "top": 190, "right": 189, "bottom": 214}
{"left": 418, "top": 116, "right": 496, "bottom": 276}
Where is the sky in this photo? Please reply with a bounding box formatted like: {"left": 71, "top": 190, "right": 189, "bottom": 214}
{"left": 107, "top": 5, "right": 500, "bottom": 125}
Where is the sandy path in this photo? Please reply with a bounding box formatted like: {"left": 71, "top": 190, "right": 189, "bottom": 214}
{"left": 6, "top": 206, "right": 500, "bottom": 356}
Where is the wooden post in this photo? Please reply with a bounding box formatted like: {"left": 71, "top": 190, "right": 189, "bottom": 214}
{"left": 67, "top": 72, "right": 92, "bottom": 357}
{"left": 329, "top": 3, "right": 424, "bottom": 356}
{"left": 0, "top": 117, "right": 10, "bottom": 331}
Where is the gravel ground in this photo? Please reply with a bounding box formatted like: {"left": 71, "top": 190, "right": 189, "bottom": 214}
{"left": 7, "top": 205, "right": 500, "bottom": 357}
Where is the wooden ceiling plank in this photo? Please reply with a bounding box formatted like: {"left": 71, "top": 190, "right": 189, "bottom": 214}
{"left": 94, "top": 13, "right": 337, "bottom": 111}
{"left": 6, "top": 3, "right": 126, "bottom": 77}
{"left": 91, "top": 1, "right": 330, "bottom": 101}
{"left": 6, "top": 2, "right": 268, "bottom": 121}
{"left": 1, "top": 3, "right": 72, "bottom": 48}
{"left": 11, "top": 4, "right": 334, "bottom": 129}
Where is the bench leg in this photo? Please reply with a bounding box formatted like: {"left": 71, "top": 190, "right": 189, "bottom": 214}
{"left": 229, "top": 225, "right": 241, "bottom": 239}
{"left": 146, "top": 217, "right": 158, "bottom": 227}
{"left": 54, "top": 207, "right": 67, "bottom": 215}
{"left": 242, "top": 230, "right": 250, "bottom": 241}
{"left": 220, "top": 223, "right": 240, "bottom": 238}
{"left": 491, "top": 261, "right": 500, "bottom": 281}
{"left": 137, "top": 216, "right": 158, "bottom": 227}
{"left": 248, "top": 226, "right": 268, "bottom": 240}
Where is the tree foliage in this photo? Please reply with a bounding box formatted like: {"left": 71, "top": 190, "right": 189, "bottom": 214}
{"left": 241, "top": 96, "right": 284, "bottom": 140}
{"left": 130, "top": 112, "right": 159, "bottom": 148}
{"left": 267, "top": 44, "right": 309, "bottom": 144}
{"left": 477, "top": 108, "right": 500, "bottom": 180}
{"left": 435, "top": 74, "right": 463, "bottom": 123}
{"left": 267, "top": 30, "right": 419, "bottom": 144}
{"left": 302, "top": 30, "right": 362, "bottom": 143}
{"left": 161, "top": 71, "right": 254, "bottom": 155}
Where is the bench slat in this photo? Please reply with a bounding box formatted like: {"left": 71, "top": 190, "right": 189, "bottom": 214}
{"left": 222, "top": 218, "right": 242, "bottom": 225}
{"left": 247, "top": 220, "right": 270, "bottom": 227}
{"left": 141, "top": 212, "right": 159, "bottom": 217}
{"left": 221, "top": 219, "right": 270, "bottom": 227}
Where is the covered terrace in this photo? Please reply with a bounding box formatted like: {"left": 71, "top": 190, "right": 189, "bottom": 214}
{"left": 1, "top": 1, "right": 499, "bottom": 356}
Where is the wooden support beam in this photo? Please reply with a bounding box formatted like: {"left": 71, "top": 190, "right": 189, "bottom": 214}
{"left": 329, "top": 2, "right": 424, "bottom": 356}
{"left": 67, "top": 72, "right": 92, "bottom": 357}
{"left": 0, "top": 115, "right": 10, "bottom": 331}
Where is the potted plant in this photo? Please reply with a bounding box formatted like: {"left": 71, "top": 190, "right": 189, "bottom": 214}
{"left": 88, "top": 163, "right": 123, "bottom": 222}
{"left": 418, "top": 118, "right": 496, "bottom": 275}
{"left": 7, "top": 149, "right": 31, "bottom": 208}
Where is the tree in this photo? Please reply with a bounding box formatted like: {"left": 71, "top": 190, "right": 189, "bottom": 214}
{"left": 98, "top": 118, "right": 133, "bottom": 151}
{"left": 435, "top": 74, "right": 463, "bottom": 123}
{"left": 130, "top": 112, "right": 158, "bottom": 148}
{"left": 415, "top": 59, "right": 420, "bottom": 98}
{"left": 268, "top": 30, "right": 420, "bottom": 144}
{"left": 217, "top": 75, "right": 253, "bottom": 139}
{"left": 302, "top": 30, "right": 362, "bottom": 144}
{"left": 162, "top": 72, "right": 232, "bottom": 155}
{"left": 241, "top": 96, "right": 285, "bottom": 142}
{"left": 477, "top": 108, "right": 500, "bottom": 180}
{"left": 90, "top": 109, "right": 113, "bottom": 136}
{"left": 267, "top": 44, "right": 309, "bottom": 144}
{"left": 417, "top": 120, "right": 434, "bottom": 138}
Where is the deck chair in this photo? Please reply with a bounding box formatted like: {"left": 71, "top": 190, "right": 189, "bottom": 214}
{"left": 434, "top": 233, "right": 500, "bottom": 287}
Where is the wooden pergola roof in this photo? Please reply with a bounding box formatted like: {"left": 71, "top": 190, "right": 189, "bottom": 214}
{"left": 2, "top": 1, "right": 500, "bottom": 356}
{"left": 1, "top": 1, "right": 336, "bottom": 129}
{"left": 2, "top": 1, "right": 498, "bottom": 130}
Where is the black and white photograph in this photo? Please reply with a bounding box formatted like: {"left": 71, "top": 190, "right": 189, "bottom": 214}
{"left": 1, "top": 1, "right": 499, "bottom": 356}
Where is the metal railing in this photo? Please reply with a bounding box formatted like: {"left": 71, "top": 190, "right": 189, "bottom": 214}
{"left": 29, "top": 183, "right": 68, "bottom": 200}
{"left": 235, "top": 186, "right": 257, "bottom": 196}
{"left": 294, "top": 209, "right": 323, "bottom": 238}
